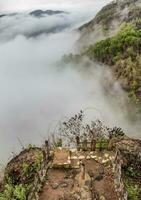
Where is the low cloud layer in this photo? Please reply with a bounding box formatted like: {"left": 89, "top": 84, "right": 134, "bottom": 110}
{"left": 0, "top": 0, "right": 111, "bottom": 12}
{"left": 0, "top": 31, "right": 140, "bottom": 164}
{"left": 0, "top": 0, "right": 112, "bottom": 42}
{"left": 0, "top": 14, "right": 70, "bottom": 41}
{"left": 0, "top": 0, "right": 140, "bottom": 166}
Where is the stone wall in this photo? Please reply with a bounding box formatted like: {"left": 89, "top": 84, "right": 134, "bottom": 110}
{"left": 115, "top": 139, "right": 141, "bottom": 170}
{"left": 113, "top": 139, "right": 141, "bottom": 200}
{"left": 27, "top": 141, "right": 51, "bottom": 200}
{"left": 28, "top": 160, "right": 51, "bottom": 200}
{"left": 3, "top": 142, "right": 52, "bottom": 200}
{"left": 113, "top": 150, "right": 127, "bottom": 200}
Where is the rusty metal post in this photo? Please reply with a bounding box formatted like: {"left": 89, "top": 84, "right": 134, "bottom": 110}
{"left": 82, "top": 139, "right": 87, "bottom": 151}
{"left": 76, "top": 136, "right": 80, "bottom": 151}
{"left": 91, "top": 139, "right": 96, "bottom": 151}
{"left": 80, "top": 161, "right": 85, "bottom": 180}
{"left": 45, "top": 140, "right": 50, "bottom": 160}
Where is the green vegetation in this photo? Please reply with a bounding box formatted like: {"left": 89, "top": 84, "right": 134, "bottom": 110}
{"left": 124, "top": 166, "right": 141, "bottom": 200}
{"left": 0, "top": 149, "right": 44, "bottom": 200}
{"left": 125, "top": 167, "right": 141, "bottom": 178}
{"left": 27, "top": 144, "right": 36, "bottom": 149}
{"left": 84, "top": 22, "right": 141, "bottom": 105}
{"left": 0, "top": 184, "right": 30, "bottom": 200}
{"left": 96, "top": 138, "right": 108, "bottom": 150}
{"left": 126, "top": 182, "right": 141, "bottom": 200}
{"left": 33, "top": 151, "right": 44, "bottom": 171}
{"left": 84, "top": 22, "right": 141, "bottom": 65}
{"left": 21, "top": 151, "right": 43, "bottom": 180}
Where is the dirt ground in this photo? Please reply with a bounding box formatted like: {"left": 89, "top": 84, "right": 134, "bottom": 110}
{"left": 39, "top": 168, "right": 75, "bottom": 200}
{"left": 39, "top": 149, "right": 118, "bottom": 200}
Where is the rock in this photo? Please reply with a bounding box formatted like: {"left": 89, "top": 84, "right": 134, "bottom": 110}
{"left": 98, "top": 165, "right": 105, "bottom": 175}
{"left": 104, "top": 153, "right": 109, "bottom": 158}
{"left": 100, "top": 195, "right": 106, "bottom": 200}
{"left": 51, "top": 183, "right": 59, "bottom": 189}
{"left": 95, "top": 175, "right": 103, "bottom": 181}
{"left": 60, "top": 182, "right": 68, "bottom": 188}
{"left": 85, "top": 180, "right": 91, "bottom": 188}
{"left": 88, "top": 170, "right": 94, "bottom": 178}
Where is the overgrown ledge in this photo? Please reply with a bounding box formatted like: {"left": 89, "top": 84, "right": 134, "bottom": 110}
{"left": 0, "top": 112, "right": 140, "bottom": 200}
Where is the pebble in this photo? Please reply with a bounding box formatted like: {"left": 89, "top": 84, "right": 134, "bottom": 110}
{"left": 86, "top": 156, "right": 91, "bottom": 159}
{"left": 95, "top": 175, "right": 103, "bottom": 181}
{"left": 79, "top": 155, "right": 85, "bottom": 159}
{"left": 60, "top": 182, "right": 68, "bottom": 188}
{"left": 104, "top": 153, "right": 109, "bottom": 158}
{"left": 102, "top": 159, "right": 109, "bottom": 164}
{"left": 51, "top": 183, "right": 59, "bottom": 189}
{"left": 100, "top": 195, "right": 106, "bottom": 200}
{"left": 72, "top": 156, "right": 78, "bottom": 159}
{"left": 91, "top": 155, "right": 97, "bottom": 159}
{"left": 70, "top": 148, "right": 77, "bottom": 152}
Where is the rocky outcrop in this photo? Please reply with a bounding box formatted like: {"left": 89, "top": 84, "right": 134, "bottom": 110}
{"left": 0, "top": 113, "right": 140, "bottom": 200}
{"left": 28, "top": 161, "right": 51, "bottom": 200}
{"left": 1, "top": 144, "right": 52, "bottom": 200}
{"left": 113, "top": 150, "right": 127, "bottom": 200}
{"left": 1, "top": 137, "right": 141, "bottom": 200}
{"left": 115, "top": 139, "right": 141, "bottom": 170}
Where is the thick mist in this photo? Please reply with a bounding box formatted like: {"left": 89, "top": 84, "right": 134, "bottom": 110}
{"left": 0, "top": 0, "right": 140, "bottom": 166}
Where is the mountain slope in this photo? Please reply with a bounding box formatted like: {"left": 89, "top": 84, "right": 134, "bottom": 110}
{"left": 83, "top": 22, "right": 141, "bottom": 106}
{"left": 78, "top": 0, "right": 141, "bottom": 48}
{"left": 75, "top": 0, "right": 141, "bottom": 109}
{"left": 29, "top": 10, "right": 68, "bottom": 17}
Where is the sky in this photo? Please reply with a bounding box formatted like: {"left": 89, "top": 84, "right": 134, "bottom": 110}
{"left": 0, "top": 0, "right": 111, "bottom": 12}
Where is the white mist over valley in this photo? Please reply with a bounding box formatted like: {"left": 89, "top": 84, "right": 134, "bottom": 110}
{"left": 0, "top": 0, "right": 140, "bottom": 166}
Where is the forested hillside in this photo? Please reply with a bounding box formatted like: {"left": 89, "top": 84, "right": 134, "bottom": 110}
{"left": 84, "top": 21, "right": 141, "bottom": 106}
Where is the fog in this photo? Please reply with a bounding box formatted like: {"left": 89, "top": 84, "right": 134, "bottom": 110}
{"left": 0, "top": 0, "right": 111, "bottom": 41}
{"left": 0, "top": 0, "right": 111, "bottom": 12}
{"left": 0, "top": 0, "right": 140, "bottom": 166}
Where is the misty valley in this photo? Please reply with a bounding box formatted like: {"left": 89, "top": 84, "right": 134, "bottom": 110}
{"left": 0, "top": 0, "right": 141, "bottom": 199}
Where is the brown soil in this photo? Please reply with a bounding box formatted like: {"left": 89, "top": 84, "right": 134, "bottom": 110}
{"left": 39, "top": 149, "right": 118, "bottom": 200}
{"left": 84, "top": 159, "right": 118, "bottom": 200}
{"left": 39, "top": 169, "right": 74, "bottom": 200}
